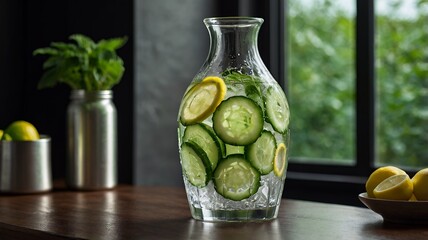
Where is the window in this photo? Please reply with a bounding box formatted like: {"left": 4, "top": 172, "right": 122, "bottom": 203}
{"left": 375, "top": 0, "right": 428, "bottom": 168}
{"left": 216, "top": 0, "right": 427, "bottom": 205}
{"left": 288, "top": 0, "right": 356, "bottom": 164}
{"left": 287, "top": 0, "right": 428, "bottom": 171}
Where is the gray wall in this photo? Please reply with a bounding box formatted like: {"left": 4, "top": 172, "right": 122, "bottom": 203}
{"left": 134, "top": 0, "right": 215, "bottom": 185}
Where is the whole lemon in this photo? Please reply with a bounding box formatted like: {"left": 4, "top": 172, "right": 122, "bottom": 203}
{"left": 412, "top": 168, "right": 428, "bottom": 201}
{"left": 2, "top": 121, "right": 40, "bottom": 141}
{"left": 365, "top": 166, "right": 406, "bottom": 198}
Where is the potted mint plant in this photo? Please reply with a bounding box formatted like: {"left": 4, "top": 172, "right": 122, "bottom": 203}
{"left": 34, "top": 34, "right": 127, "bottom": 190}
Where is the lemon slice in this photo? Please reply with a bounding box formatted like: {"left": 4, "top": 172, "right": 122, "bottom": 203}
{"left": 180, "top": 76, "right": 226, "bottom": 125}
{"left": 373, "top": 174, "right": 413, "bottom": 200}
{"left": 411, "top": 168, "right": 428, "bottom": 200}
{"left": 273, "top": 143, "right": 287, "bottom": 177}
{"left": 365, "top": 166, "right": 406, "bottom": 198}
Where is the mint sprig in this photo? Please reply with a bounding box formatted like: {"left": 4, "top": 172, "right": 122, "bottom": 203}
{"left": 33, "top": 34, "right": 127, "bottom": 91}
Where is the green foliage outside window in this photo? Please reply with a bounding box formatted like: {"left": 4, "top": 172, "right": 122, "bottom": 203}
{"left": 288, "top": 0, "right": 355, "bottom": 163}
{"left": 376, "top": 0, "right": 428, "bottom": 167}
{"left": 288, "top": 0, "right": 428, "bottom": 167}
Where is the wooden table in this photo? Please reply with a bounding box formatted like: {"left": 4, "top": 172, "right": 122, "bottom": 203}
{"left": 0, "top": 185, "right": 426, "bottom": 240}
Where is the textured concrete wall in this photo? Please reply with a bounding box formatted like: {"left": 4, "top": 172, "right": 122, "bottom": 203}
{"left": 134, "top": 0, "right": 215, "bottom": 185}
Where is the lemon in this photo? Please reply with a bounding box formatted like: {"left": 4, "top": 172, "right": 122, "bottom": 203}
{"left": 411, "top": 168, "right": 428, "bottom": 201}
{"left": 373, "top": 174, "right": 413, "bottom": 200}
{"left": 273, "top": 143, "right": 287, "bottom": 177}
{"left": 2, "top": 121, "right": 40, "bottom": 141}
{"left": 0, "top": 130, "right": 3, "bottom": 139}
{"left": 365, "top": 166, "right": 406, "bottom": 198}
{"left": 180, "top": 76, "right": 226, "bottom": 125}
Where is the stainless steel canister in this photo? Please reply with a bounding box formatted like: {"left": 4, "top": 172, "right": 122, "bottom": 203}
{"left": 67, "top": 90, "right": 117, "bottom": 190}
{"left": 0, "top": 136, "right": 52, "bottom": 193}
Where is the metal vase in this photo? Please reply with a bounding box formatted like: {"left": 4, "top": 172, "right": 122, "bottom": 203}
{"left": 66, "top": 90, "right": 117, "bottom": 190}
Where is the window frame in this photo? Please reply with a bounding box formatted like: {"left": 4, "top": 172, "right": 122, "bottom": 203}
{"left": 216, "top": 0, "right": 419, "bottom": 205}
{"left": 281, "top": 0, "right": 375, "bottom": 178}
{"left": 281, "top": 0, "right": 372, "bottom": 205}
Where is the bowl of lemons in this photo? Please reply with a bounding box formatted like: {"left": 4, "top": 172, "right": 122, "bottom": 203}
{"left": 0, "top": 121, "right": 52, "bottom": 194}
{"left": 359, "top": 166, "right": 428, "bottom": 224}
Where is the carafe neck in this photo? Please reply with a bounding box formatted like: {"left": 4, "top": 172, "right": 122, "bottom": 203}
{"left": 204, "top": 17, "right": 264, "bottom": 72}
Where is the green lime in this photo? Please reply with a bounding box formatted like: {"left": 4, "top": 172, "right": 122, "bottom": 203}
{"left": 3, "top": 121, "right": 40, "bottom": 141}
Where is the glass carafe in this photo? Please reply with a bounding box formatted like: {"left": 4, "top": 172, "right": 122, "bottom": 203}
{"left": 177, "top": 17, "right": 290, "bottom": 221}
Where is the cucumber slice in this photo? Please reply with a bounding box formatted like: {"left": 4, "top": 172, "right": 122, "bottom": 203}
{"left": 225, "top": 144, "right": 245, "bottom": 156}
{"left": 245, "top": 131, "right": 276, "bottom": 175}
{"left": 198, "top": 124, "right": 226, "bottom": 158}
{"left": 265, "top": 86, "right": 290, "bottom": 133}
{"left": 183, "top": 124, "right": 223, "bottom": 170}
{"left": 180, "top": 141, "right": 212, "bottom": 187}
{"left": 213, "top": 96, "right": 263, "bottom": 146}
{"left": 245, "top": 84, "right": 265, "bottom": 116}
{"left": 213, "top": 155, "right": 260, "bottom": 201}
